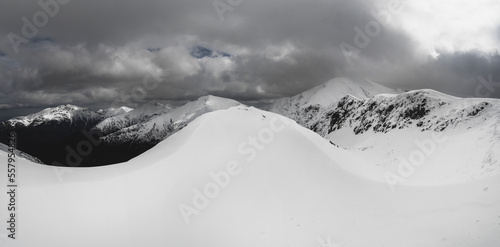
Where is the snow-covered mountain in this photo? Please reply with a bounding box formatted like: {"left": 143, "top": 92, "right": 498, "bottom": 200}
{"left": 95, "top": 95, "right": 240, "bottom": 145}
{"left": 2, "top": 106, "right": 499, "bottom": 247}
{"left": 0, "top": 96, "right": 240, "bottom": 167}
{"left": 97, "top": 106, "right": 134, "bottom": 117}
{"left": 313, "top": 89, "right": 500, "bottom": 186}
{"left": 307, "top": 89, "right": 493, "bottom": 134}
{"left": 265, "top": 77, "right": 402, "bottom": 125}
{"left": 4, "top": 104, "right": 106, "bottom": 128}
{"left": 95, "top": 102, "right": 171, "bottom": 136}
{"left": 0, "top": 104, "right": 119, "bottom": 167}
{"left": 266, "top": 78, "right": 500, "bottom": 186}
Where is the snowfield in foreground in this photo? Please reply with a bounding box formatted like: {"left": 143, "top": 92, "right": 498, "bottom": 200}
{"left": 1, "top": 106, "right": 499, "bottom": 247}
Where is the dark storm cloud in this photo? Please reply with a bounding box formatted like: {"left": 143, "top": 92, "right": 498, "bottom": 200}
{"left": 0, "top": 0, "right": 498, "bottom": 120}
{"left": 350, "top": 51, "right": 500, "bottom": 98}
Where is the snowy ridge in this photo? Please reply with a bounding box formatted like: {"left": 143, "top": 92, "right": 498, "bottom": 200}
{"left": 97, "top": 106, "right": 134, "bottom": 117}
{"left": 95, "top": 102, "right": 171, "bottom": 135}
{"left": 313, "top": 90, "right": 496, "bottom": 135}
{"left": 97, "top": 95, "right": 241, "bottom": 144}
{"left": 265, "top": 77, "right": 402, "bottom": 125}
{"left": 3, "top": 104, "right": 134, "bottom": 128}
{"left": 4, "top": 104, "right": 105, "bottom": 127}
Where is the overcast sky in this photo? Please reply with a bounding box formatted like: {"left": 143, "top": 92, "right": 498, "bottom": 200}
{"left": 0, "top": 0, "right": 499, "bottom": 120}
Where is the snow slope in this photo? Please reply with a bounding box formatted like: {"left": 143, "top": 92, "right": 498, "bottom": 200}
{"left": 1, "top": 106, "right": 499, "bottom": 247}
{"left": 0, "top": 142, "right": 44, "bottom": 164}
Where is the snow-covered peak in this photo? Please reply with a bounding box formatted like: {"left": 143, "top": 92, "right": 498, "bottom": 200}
{"left": 391, "top": 88, "right": 461, "bottom": 101}
{"left": 193, "top": 95, "right": 241, "bottom": 110}
{"left": 264, "top": 77, "right": 403, "bottom": 129}
{"left": 265, "top": 77, "right": 402, "bottom": 120}
{"left": 305, "top": 77, "right": 402, "bottom": 106}
{"left": 28, "top": 104, "right": 82, "bottom": 119}
{"left": 269, "top": 77, "right": 401, "bottom": 111}
{"left": 94, "top": 102, "right": 171, "bottom": 135}
{"left": 4, "top": 104, "right": 102, "bottom": 127}
{"left": 97, "top": 95, "right": 242, "bottom": 145}
{"left": 98, "top": 106, "right": 134, "bottom": 116}
{"left": 303, "top": 89, "right": 499, "bottom": 138}
{"left": 121, "top": 106, "right": 134, "bottom": 113}
{"left": 148, "top": 95, "right": 241, "bottom": 126}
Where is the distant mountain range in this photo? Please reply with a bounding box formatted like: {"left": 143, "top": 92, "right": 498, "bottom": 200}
{"left": 1, "top": 76, "right": 499, "bottom": 180}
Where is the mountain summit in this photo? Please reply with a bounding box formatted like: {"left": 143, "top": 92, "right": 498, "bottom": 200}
{"left": 265, "top": 77, "right": 402, "bottom": 124}
{"left": 5, "top": 104, "right": 103, "bottom": 127}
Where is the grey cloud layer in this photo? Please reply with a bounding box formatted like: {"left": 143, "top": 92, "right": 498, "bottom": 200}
{"left": 0, "top": 0, "right": 499, "bottom": 119}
